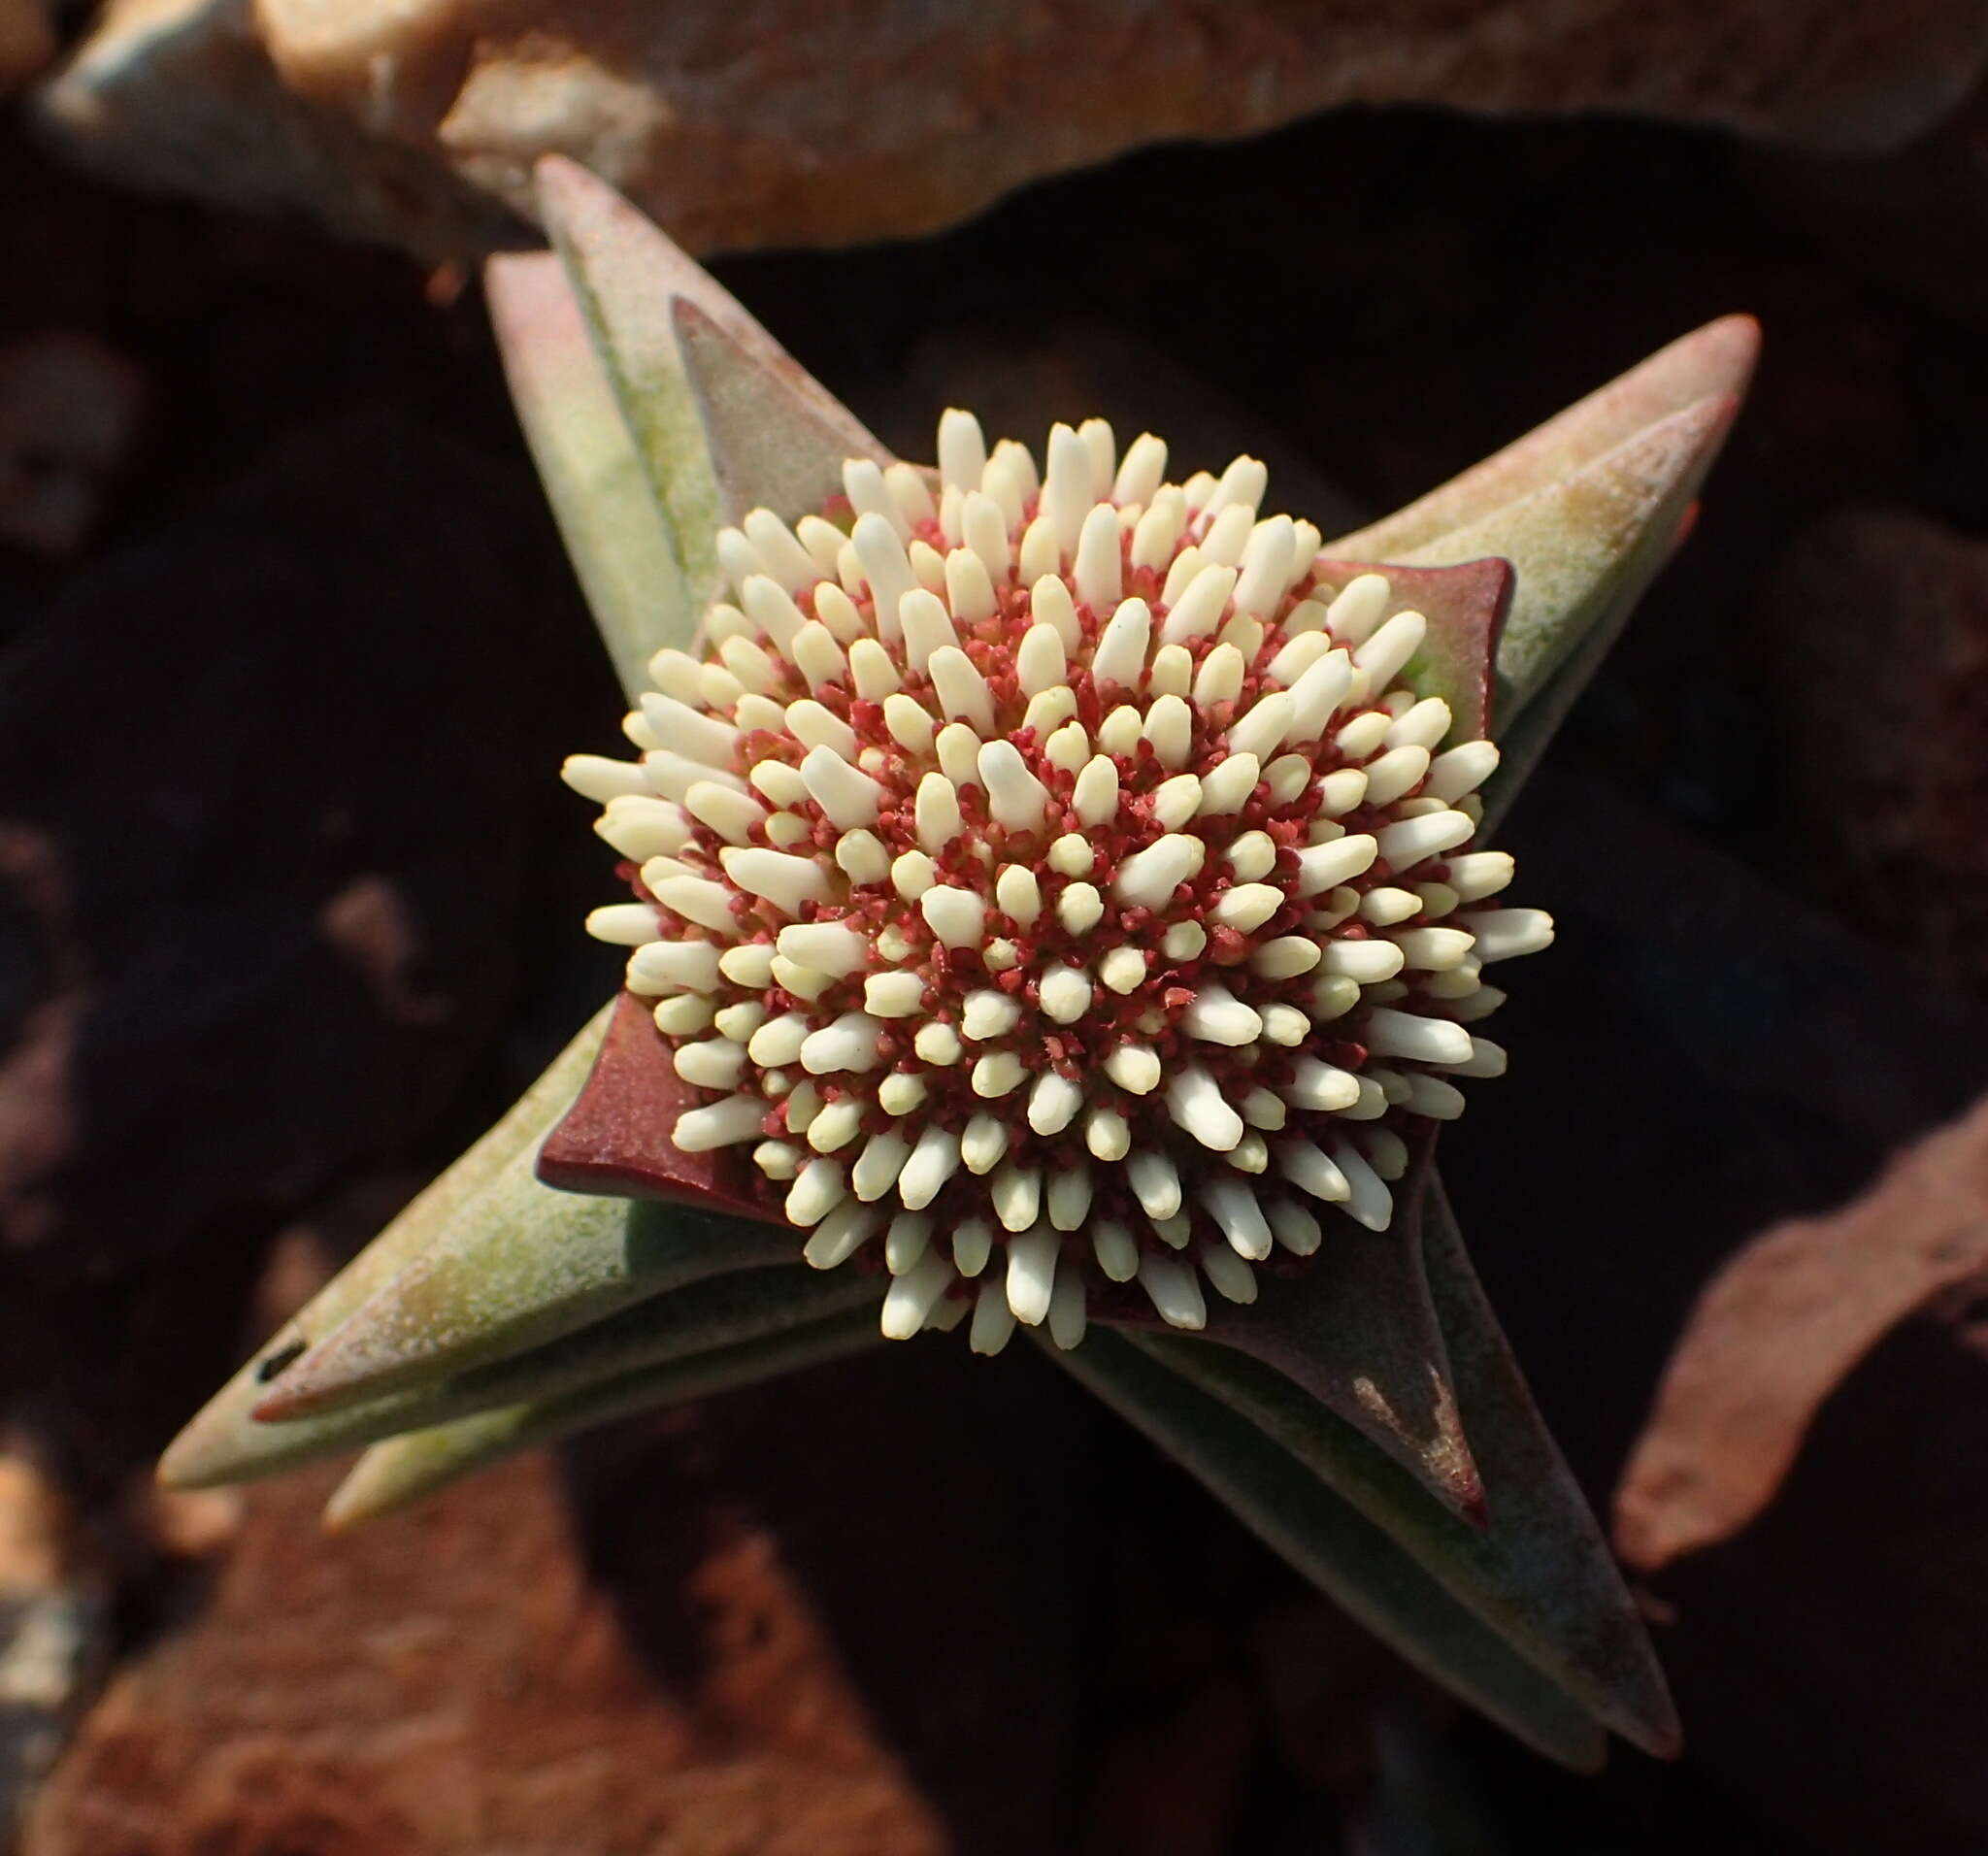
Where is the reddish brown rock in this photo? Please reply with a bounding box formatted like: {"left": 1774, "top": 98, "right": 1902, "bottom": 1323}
{"left": 22, "top": 1452, "right": 944, "bottom": 1856}
{"left": 1614, "top": 1088, "right": 1988, "bottom": 1574}
{"left": 38, "top": 0, "right": 1988, "bottom": 260}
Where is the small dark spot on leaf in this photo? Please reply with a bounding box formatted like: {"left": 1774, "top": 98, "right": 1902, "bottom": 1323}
{"left": 255, "top": 1339, "right": 308, "bottom": 1383}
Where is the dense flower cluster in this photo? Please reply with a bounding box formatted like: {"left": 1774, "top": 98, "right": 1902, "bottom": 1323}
{"left": 565, "top": 413, "right": 1550, "bottom": 1351}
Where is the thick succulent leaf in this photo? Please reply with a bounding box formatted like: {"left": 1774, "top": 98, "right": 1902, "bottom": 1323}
{"left": 1418, "top": 1178, "right": 1679, "bottom": 1754}
{"left": 321, "top": 1301, "right": 885, "bottom": 1530}
{"left": 537, "top": 988, "right": 785, "bottom": 1216}
{"left": 1328, "top": 316, "right": 1757, "bottom": 831}
{"left": 1452, "top": 392, "right": 1744, "bottom": 836}
{"left": 674, "top": 297, "right": 888, "bottom": 529}
{"left": 533, "top": 155, "right": 879, "bottom": 620}
{"left": 174, "top": 1264, "right": 877, "bottom": 1488}
{"left": 1314, "top": 556, "right": 1512, "bottom": 741}
{"left": 485, "top": 252, "right": 682, "bottom": 703}
{"left": 1102, "top": 1180, "right": 1482, "bottom": 1524}
{"left": 1330, "top": 316, "right": 1758, "bottom": 565}
{"left": 1052, "top": 1329, "right": 1607, "bottom": 1771}
{"left": 1133, "top": 1184, "right": 1677, "bottom": 1757}
{"left": 158, "top": 1004, "right": 613, "bottom": 1489}
{"left": 249, "top": 1133, "right": 796, "bottom": 1424}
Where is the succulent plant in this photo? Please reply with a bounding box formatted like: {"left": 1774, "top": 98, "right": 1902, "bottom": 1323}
{"left": 160, "top": 157, "right": 1757, "bottom": 1773}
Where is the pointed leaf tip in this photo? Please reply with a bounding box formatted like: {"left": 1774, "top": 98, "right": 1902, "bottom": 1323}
{"left": 157, "top": 1005, "right": 615, "bottom": 1491}
{"left": 249, "top": 1007, "right": 797, "bottom": 1425}
{"left": 485, "top": 250, "right": 680, "bottom": 700}
{"left": 532, "top": 157, "right": 882, "bottom": 613}
{"left": 670, "top": 294, "right": 887, "bottom": 528}
{"left": 1102, "top": 1144, "right": 1487, "bottom": 1526}
{"left": 1330, "top": 314, "right": 1759, "bottom": 567}
{"left": 1328, "top": 315, "right": 1756, "bottom": 830}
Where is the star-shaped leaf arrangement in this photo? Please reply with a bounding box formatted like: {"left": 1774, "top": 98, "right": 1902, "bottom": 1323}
{"left": 160, "top": 157, "right": 1755, "bottom": 1772}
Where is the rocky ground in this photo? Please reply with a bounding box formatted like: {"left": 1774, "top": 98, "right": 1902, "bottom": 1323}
{"left": 4, "top": 37, "right": 1988, "bottom": 1856}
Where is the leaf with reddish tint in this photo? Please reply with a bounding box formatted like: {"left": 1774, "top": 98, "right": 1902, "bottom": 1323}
{"left": 1052, "top": 1328, "right": 1609, "bottom": 1771}
{"left": 533, "top": 155, "right": 879, "bottom": 612}
{"left": 1102, "top": 1153, "right": 1483, "bottom": 1525}
{"left": 1314, "top": 554, "right": 1512, "bottom": 740}
{"left": 485, "top": 252, "right": 682, "bottom": 700}
{"left": 1329, "top": 315, "right": 1758, "bottom": 830}
{"left": 1110, "top": 1174, "right": 1676, "bottom": 1761}
{"left": 673, "top": 297, "right": 888, "bottom": 530}
{"left": 537, "top": 988, "right": 782, "bottom": 1219}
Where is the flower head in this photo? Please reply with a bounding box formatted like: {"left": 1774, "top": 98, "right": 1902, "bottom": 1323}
{"left": 565, "top": 411, "right": 1551, "bottom": 1352}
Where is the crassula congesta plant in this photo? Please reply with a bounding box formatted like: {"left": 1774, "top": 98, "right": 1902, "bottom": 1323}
{"left": 569, "top": 412, "right": 1550, "bottom": 1350}
{"left": 160, "top": 159, "right": 1757, "bottom": 1772}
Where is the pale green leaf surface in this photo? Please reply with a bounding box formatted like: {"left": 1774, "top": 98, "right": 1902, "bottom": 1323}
{"left": 159, "top": 1004, "right": 613, "bottom": 1488}
{"left": 534, "top": 155, "right": 880, "bottom": 624}
{"left": 486, "top": 252, "right": 682, "bottom": 702}
{"left": 1329, "top": 316, "right": 1757, "bottom": 563}
{"left": 322, "top": 1303, "right": 885, "bottom": 1529}
{"left": 674, "top": 298, "right": 886, "bottom": 527}
{"left": 251, "top": 1148, "right": 796, "bottom": 1422}
{"left": 169, "top": 1258, "right": 875, "bottom": 1490}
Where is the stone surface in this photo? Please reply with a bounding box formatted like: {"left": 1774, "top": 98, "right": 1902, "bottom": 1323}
{"left": 1614, "top": 1089, "right": 1988, "bottom": 1573}
{"left": 0, "top": 1449, "right": 103, "bottom": 1839}
{"left": 0, "top": 0, "right": 50, "bottom": 93}
{"left": 1765, "top": 505, "right": 1988, "bottom": 996}
{"left": 20, "top": 1451, "right": 944, "bottom": 1856}
{"left": 36, "top": 0, "right": 1988, "bottom": 259}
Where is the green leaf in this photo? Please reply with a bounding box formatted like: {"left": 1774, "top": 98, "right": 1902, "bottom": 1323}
{"left": 485, "top": 252, "right": 683, "bottom": 704}
{"left": 1131, "top": 1177, "right": 1677, "bottom": 1758}
{"left": 158, "top": 1003, "right": 613, "bottom": 1489}
{"left": 321, "top": 1302, "right": 886, "bottom": 1530}
{"left": 249, "top": 1150, "right": 798, "bottom": 1423}
{"left": 533, "top": 155, "right": 879, "bottom": 622}
{"left": 167, "top": 1258, "right": 877, "bottom": 1489}
{"left": 1330, "top": 316, "right": 1757, "bottom": 565}
{"left": 1050, "top": 1329, "right": 1608, "bottom": 1771}
{"left": 1327, "top": 315, "right": 1757, "bottom": 829}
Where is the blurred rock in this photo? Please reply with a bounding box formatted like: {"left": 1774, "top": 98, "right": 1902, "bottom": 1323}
{"left": 1615, "top": 1087, "right": 1988, "bottom": 1573}
{"left": 0, "top": 407, "right": 601, "bottom": 1276}
{"left": 21, "top": 1452, "right": 944, "bottom": 1856}
{"left": 0, "top": 332, "right": 147, "bottom": 557}
{"left": 36, "top": 0, "right": 1988, "bottom": 260}
{"left": 0, "top": 0, "right": 51, "bottom": 93}
{"left": 1765, "top": 505, "right": 1988, "bottom": 996}
{"left": 1748, "top": 76, "right": 1988, "bottom": 316}
{"left": 35, "top": 0, "right": 516, "bottom": 259}
{"left": 1451, "top": 761, "right": 1988, "bottom": 1852}
{"left": 0, "top": 1448, "right": 104, "bottom": 1838}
